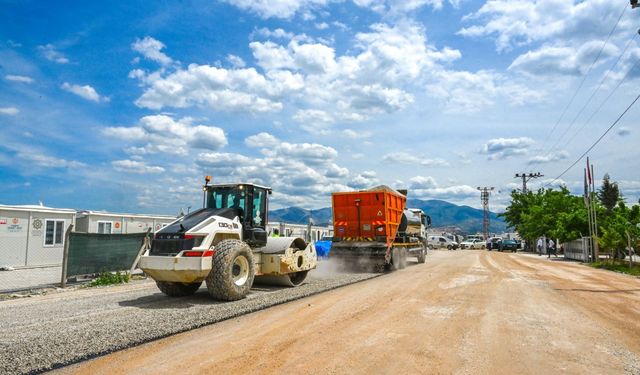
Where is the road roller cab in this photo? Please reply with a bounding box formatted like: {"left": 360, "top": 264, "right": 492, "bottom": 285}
{"left": 139, "top": 178, "right": 317, "bottom": 301}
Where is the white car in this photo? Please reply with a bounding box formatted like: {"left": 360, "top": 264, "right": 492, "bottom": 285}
{"left": 427, "top": 235, "right": 458, "bottom": 250}
{"left": 460, "top": 239, "right": 485, "bottom": 249}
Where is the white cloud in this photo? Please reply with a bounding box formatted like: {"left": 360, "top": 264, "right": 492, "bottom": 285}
{"left": 132, "top": 36, "right": 173, "bottom": 65}
{"left": 271, "top": 142, "right": 338, "bottom": 164}
{"left": 5, "top": 75, "right": 33, "bottom": 83}
{"left": 458, "top": 0, "right": 633, "bottom": 52}
{"left": 342, "top": 129, "right": 372, "bottom": 138}
{"left": 133, "top": 22, "right": 469, "bottom": 122}
{"left": 133, "top": 64, "right": 290, "bottom": 113}
{"left": 409, "top": 175, "right": 438, "bottom": 189}
{"left": 250, "top": 41, "right": 296, "bottom": 70}
{"left": 293, "top": 109, "right": 334, "bottom": 126}
{"left": 245, "top": 132, "right": 279, "bottom": 148}
{"left": 222, "top": 0, "right": 332, "bottom": 19}
{"left": 352, "top": 0, "right": 460, "bottom": 14}
{"left": 480, "top": 137, "right": 534, "bottom": 160}
{"left": 253, "top": 27, "right": 297, "bottom": 40}
{"left": 103, "top": 115, "right": 227, "bottom": 155}
{"left": 227, "top": 54, "right": 246, "bottom": 68}
{"left": 349, "top": 170, "right": 379, "bottom": 189}
{"left": 61, "top": 82, "right": 106, "bottom": 103}
{"left": 112, "top": 160, "right": 165, "bottom": 174}
{"left": 326, "top": 163, "right": 349, "bottom": 178}
{"left": 383, "top": 152, "right": 450, "bottom": 167}
{"left": 427, "top": 70, "right": 543, "bottom": 112}
{"left": 18, "top": 152, "right": 85, "bottom": 169}
{"left": 509, "top": 41, "right": 618, "bottom": 76}
{"left": 527, "top": 150, "right": 570, "bottom": 165}
{"left": 194, "top": 138, "right": 350, "bottom": 207}
{"left": 38, "top": 44, "right": 69, "bottom": 64}
{"left": 0, "top": 107, "right": 19, "bottom": 116}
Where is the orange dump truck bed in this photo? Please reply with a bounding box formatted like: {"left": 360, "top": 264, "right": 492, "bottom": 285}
{"left": 332, "top": 186, "right": 406, "bottom": 248}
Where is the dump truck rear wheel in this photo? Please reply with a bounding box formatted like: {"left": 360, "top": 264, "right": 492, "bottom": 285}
{"left": 399, "top": 248, "right": 407, "bottom": 269}
{"left": 390, "top": 248, "right": 401, "bottom": 271}
{"left": 417, "top": 247, "right": 426, "bottom": 263}
{"left": 156, "top": 281, "right": 201, "bottom": 297}
{"left": 206, "top": 239, "right": 255, "bottom": 301}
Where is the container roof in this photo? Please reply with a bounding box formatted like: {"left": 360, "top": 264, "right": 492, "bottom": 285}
{"left": 0, "top": 204, "right": 76, "bottom": 214}
{"left": 76, "top": 210, "right": 176, "bottom": 220}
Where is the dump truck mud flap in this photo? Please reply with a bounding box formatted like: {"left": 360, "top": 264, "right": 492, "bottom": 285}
{"left": 331, "top": 241, "right": 388, "bottom": 261}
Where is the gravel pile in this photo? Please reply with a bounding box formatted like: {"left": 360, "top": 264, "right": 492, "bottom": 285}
{"left": 0, "top": 272, "right": 379, "bottom": 374}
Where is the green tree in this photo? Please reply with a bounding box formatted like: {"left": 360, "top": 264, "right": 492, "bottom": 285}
{"left": 598, "top": 173, "right": 620, "bottom": 214}
{"left": 501, "top": 187, "right": 589, "bottom": 246}
{"left": 598, "top": 201, "right": 640, "bottom": 260}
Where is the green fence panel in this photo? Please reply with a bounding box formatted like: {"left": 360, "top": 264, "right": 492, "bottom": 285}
{"left": 66, "top": 232, "right": 147, "bottom": 277}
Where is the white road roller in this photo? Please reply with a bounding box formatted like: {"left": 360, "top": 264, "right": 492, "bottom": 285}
{"left": 139, "top": 177, "right": 317, "bottom": 301}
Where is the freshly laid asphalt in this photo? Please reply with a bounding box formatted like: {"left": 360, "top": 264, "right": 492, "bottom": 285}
{"left": 0, "top": 265, "right": 379, "bottom": 375}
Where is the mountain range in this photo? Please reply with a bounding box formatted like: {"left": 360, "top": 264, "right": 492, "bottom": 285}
{"left": 269, "top": 199, "right": 507, "bottom": 234}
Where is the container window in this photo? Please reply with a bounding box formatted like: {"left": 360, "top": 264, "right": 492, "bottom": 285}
{"left": 45, "top": 219, "right": 65, "bottom": 246}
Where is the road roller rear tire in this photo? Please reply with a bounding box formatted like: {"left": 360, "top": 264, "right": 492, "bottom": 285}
{"left": 206, "top": 239, "right": 255, "bottom": 301}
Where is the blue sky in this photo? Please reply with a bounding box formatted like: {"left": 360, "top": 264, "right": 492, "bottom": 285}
{"left": 1, "top": 0, "right": 639, "bottom": 215}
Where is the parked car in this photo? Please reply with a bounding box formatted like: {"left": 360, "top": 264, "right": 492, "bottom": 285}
{"left": 460, "top": 239, "right": 485, "bottom": 249}
{"left": 499, "top": 239, "right": 518, "bottom": 252}
{"left": 428, "top": 235, "right": 458, "bottom": 250}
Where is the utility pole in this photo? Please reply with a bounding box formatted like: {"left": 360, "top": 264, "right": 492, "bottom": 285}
{"left": 477, "top": 187, "right": 494, "bottom": 240}
{"left": 514, "top": 172, "right": 543, "bottom": 193}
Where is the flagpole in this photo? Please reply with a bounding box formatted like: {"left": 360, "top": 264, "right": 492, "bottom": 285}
{"left": 584, "top": 168, "right": 594, "bottom": 262}
{"left": 591, "top": 163, "right": 599, "bottom": 261}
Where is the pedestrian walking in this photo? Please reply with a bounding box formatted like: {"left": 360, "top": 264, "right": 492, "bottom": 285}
{"left": 547, "top": 238, "right": 556, "bottom": 258}
{"left": 537, "top": 238, "right": 543, "bottom": 256}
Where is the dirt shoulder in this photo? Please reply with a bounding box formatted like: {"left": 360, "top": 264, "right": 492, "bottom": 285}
{"left": 58, "top": 250, "right": 640, "bottom": 375}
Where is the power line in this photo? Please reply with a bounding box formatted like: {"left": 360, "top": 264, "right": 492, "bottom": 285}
{"left": 563, "top": 55, "right": 640, "bottom": 147}
{"left": 545, "top": 93, "right": 640, "bottom": 187}
{"left": 540, "top": 2, "right": 629, "bottom": 150}
{"left": 543, "top": 30, "right": 639, "bottom": 158}
{"left": 514, "top": 172, "right": 543, "bottom": 193}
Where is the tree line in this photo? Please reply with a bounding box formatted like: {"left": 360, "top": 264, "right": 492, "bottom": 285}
{"left": 501, "top": 174, "right": 640, "bottom": 259}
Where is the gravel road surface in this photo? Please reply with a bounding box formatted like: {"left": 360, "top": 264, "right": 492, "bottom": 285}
{"left": 59, "top": 250, "right": 640, "bottom": 375}
{"left": 0, "top": 263, "right": 379, "bottom": 374}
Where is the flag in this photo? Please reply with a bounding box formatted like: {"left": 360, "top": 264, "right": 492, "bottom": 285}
{"left": 584, "top": 168, "right": 589, "bottom": 205}
{"left": 586, "top": 157, "right": 592, "bottom": 185}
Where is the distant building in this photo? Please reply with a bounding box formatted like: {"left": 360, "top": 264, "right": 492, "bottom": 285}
{"left": 0, "top": 204, "right": 76, "bottom": 267}
{"left": 75, "top": 211, "right": 176, "bottom": 234}
{"left": 267, "top": 222, "right": 333, "bottom": 242}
